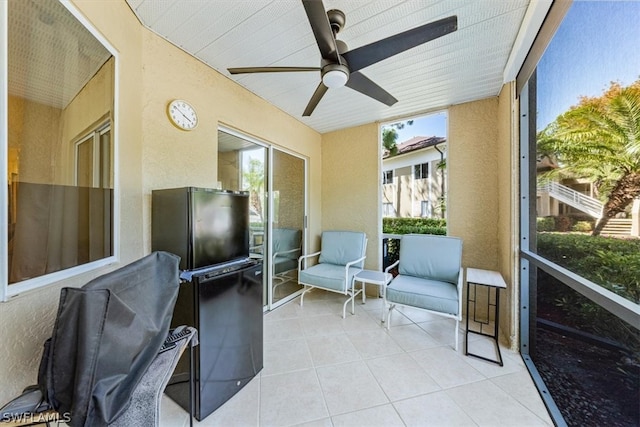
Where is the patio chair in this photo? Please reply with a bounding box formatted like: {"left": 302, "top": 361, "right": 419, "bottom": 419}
{"left": 271, "top": 228, "right": 302, "bottom": 294}
{"left": 384, "top": 234, "right": 463, "bottom": 351}
{"left": 0, "top": 251, "right": 182, "bottom": 427}
{"left": 298, "top": 230, "right": 367, "bottom": 318}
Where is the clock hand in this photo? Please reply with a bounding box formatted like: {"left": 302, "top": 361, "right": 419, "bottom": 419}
{"left": 177, "top": 108, "right": 193, "bottom": 124}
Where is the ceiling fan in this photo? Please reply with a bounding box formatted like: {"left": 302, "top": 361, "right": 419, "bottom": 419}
{"left": 227, "top": 0, "right": 457, "bottom": 117}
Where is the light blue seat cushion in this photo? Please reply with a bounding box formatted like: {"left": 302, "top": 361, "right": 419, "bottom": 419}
{"left": 398, "top": 234, "right": 462, "bottom": 285}
{"left": 273, "top": 228, "right": 301, "bottom": 260}
{"left": 274, "top": 256, "right": 297, "bottom": 275}
{"left": 318, "top": 231, "right": 366, "bottom": 268}
{"left": 273, "top": 228, "right": 301, "bottom": 275}
{"left": 386, "top": 274, "right": 459, "bottom": 316}
{"left": 299, "top": 264, "right": 361, "bottom": 292}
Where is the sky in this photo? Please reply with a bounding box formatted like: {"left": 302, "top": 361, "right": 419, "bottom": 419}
{"left": 382, "top": 110, "right": 448, "bottom": 144}
{"left": 536, "top": 0, "right": 640, "bottom": 130}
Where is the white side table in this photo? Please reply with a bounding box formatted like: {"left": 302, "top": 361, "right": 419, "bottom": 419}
{"left": 465, "top": 267, "right": 507, "bottom": 366}
{"left": 353, "top": 270, "right": 393, "bottom": 321}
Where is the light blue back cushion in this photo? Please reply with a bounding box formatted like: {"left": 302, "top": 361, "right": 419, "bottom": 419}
{"left": 318, "top": 231, "right": 366, "bottom": 267}
{"left": 273, "top": 228, "right": 301, "bottom": 259}
{"left": 398, "top": 234, "right": 462, "bottom": 284}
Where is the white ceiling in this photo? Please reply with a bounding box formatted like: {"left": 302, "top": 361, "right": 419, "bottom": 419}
{"left": 8, "top": 0, "right": 112, "bottom": 109}
{"left": 126, "top": 0, "right": 536, "bottom": 134}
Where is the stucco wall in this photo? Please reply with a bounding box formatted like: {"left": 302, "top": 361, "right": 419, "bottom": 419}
{"left": 449, "top": 93, "right": 517, "bottom": 348}
{"left": 138, "top": 30, "right": 322, "bottom": 253}
{"left": 497, "top": 82, "right": 519, "bottom": 349}
{"left": 448, "top": 98, "right": 500, "bottom": 270}
{"left": 321, "top": 123, "right": 380, "bottom": 270}
{"left": 0, "top": 0, "right": 322, "bottom": 405}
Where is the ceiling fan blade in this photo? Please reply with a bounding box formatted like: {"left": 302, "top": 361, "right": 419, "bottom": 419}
{"left": 228, "top": 66, "right": 320, "bottom": 74}
{"left": 343, "top": 15, "right": 458, "bottom": 72}
{"left": 302, "top": 81, "right": 328, "bottom": 116}
{"left": 302, "top": 0, "right": 339, "bottom": 62}
{"left": 345, "top": 72, "right": 398, "bottom": 107}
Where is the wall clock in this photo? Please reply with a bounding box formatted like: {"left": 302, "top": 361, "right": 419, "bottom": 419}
{"left": 167, "top": 99, "right": 198, "bottom": 131}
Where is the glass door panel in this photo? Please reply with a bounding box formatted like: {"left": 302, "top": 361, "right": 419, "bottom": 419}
{"left": 270, "top": 149, "right": 305, "bottom": 305}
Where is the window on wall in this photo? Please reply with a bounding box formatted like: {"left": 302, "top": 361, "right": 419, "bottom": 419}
{"left": 382, "top": 203, "right": 395, "bottom": 217}
{"left": 2, "top": 0, "right": 117, "bottom": 299}
{"left": 381, "top": 111, "right": 447, "bottom": 222}
{"left": 75, "top": 123, "right": 112, "bottom": 188}
{"left": 382, "top": 170, "right": 393, "bottom": 185}
{"left": 519, "top": 2, "right": 639, "bottom": 424}
{"left": 414, "top": 163, "right": 428, "bottom": 179}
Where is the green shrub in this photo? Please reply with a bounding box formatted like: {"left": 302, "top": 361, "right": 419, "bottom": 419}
{"left": 554, "top": 215, "right": 573, "bottom": 232}
{"left": 537, "top": 217, "right": 555, "bottom": 232}
{"left": 536, "top": 233, "right": 640, "bottom": 303}
{"left": 571, "top": 220, "right": 593, "bottom": 232}
{"left": 382, "top": 217, "right": 447, "bottom": 269}
{"left": 383, "top": 217, "right": 446, "bottom": 235}
{"left": 536, "top": 233, "right": 640, "bottom": 351}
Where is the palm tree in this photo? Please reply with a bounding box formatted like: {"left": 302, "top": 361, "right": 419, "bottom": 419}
{"left": 243, "top": 158, "right": 264, "bottom": 221}
{"left": 538, "top": 80, "right": 640, "bottom": 236}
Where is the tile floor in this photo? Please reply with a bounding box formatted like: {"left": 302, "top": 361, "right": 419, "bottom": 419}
{"left": 160, "top": 290, "right": 553, "bottom": 427}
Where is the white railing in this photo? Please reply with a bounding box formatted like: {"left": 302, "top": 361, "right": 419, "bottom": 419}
{"left": 538, "top": 181, "right": 603, "bottom": 218}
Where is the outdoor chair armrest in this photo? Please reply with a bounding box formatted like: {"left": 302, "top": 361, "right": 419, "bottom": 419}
{"left": 273, "top": 247, "right": 301, "bottom": 260}
{"left": 385, "top": 260, "right": 399, "bottom": 274}
{"left": 298, "top": 251, "right": 321, "bottom": 271}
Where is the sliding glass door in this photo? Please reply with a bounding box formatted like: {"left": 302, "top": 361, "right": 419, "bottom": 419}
{"left": 269, "top": 149, "right": 305, "bottom": 306}
{"left": 217, "top": 128, "right": 307, "bottom": 310}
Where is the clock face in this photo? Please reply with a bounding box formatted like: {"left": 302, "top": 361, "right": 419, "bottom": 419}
{"left": 167, "top": 100, "right": 198, "bottom": 130}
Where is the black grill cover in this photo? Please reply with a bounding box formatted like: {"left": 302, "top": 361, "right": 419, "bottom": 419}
{"left": 37, "top": 251, "right": 180, "bottom": 427}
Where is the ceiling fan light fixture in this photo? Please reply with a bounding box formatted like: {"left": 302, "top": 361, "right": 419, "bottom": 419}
{"left": 321, "top": 63, "right": 349, "bottom": 88}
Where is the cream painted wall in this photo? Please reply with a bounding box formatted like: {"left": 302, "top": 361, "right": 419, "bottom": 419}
{"left": 448, "top": 94, "right": 518, "bottom": 348}
{"left": 497, "top": 82, "right": 520, "bottom": 349}
{"left": 1, "top": 0, "right": 322, "bottom": 405}
{"left": 0, "top": 0, "right": 144, "bottom": 404}
{"left": 138, "top": 30, "right": 322, "bottom": 253}
{"left": 8, "top": 96, "right": 61, "bottom": 184}
{"left": 448, "top": 98, "right": 500, "bottom": 270}
{"left": 321, "top": 123, "right": 380, "bottom": 270}
{"left": 58, "top": 57, "right": 114, "bottom": 185}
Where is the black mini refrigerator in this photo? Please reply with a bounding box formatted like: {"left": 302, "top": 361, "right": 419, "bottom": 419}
{"left": 152, "top": 187, "right": 263, "bottom": 421}
{"left": 165, "top": 261, "right": 263, "bottom": 421}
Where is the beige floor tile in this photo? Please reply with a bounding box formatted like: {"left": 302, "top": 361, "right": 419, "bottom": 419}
{"left": 331, "top": 404, "right": 405, "bottom": 427}
{"left": 366, "top": 353, "right": 441, "bottom": 401}
{"left": 339, "top": 310, "right": 384, "bottom": 333}
{"left": 316, "top": 361, "right": 389, "bottom": 416}
{"left": 446, "top": 379, "right": 551, "bottom": 426}
{"left": 396, "top": 305, "right": 445, "bottom": 323}
{"left": 263, "top": 318, "right": 304, "bottom": 343}
{"left": 347, "top": 329, "right": 404, "bottom": 359}
{"left": 161, "top": 294, "right": 556, "bottom": 427}
{"left": 299, "top": 314, "right": 345, "bottom": 337}
{"left": 264, "top": 301, "right": 302, "bottom": 322}
{"left": 291, "top": 417, "right": 334, "bottom": 427}
{"left": 490, "top": 371, "right": 553, "bottom": 425}
{"left": 260, "top": 369, "right": 328, "bottom": 426}
{"left": 410, "top": 346, "right": 486, "bottom": 389}
{"left": 462, "top": 338, "right": 526, "bottom": 378}
{"left": 306, "top": 333, "right": 361, "bottom": 367}
{"left": 160, "top": 394, "right": 189, "bottom": 427}
{"left": 417, "top": 319, "right": 461, "bottom": 349}
{"left": 263, "top": 338, "right": 313, "bottom": 376}
{"left": 193, "top": 375, "right": 260, "bottom": 426}
{"left": 393, "top": 391, "right": 476, "bottom": 427}
{"left": 386, "top": 323, "right": 441, "bottom": 352}
{"left": 385, "top": 308, "right": 415, "bottom": 327}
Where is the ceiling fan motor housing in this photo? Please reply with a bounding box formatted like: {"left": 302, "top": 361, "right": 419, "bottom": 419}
{"left": 327, "top": 9, "right": 346, "bottom": 34}
{"left": 321, "top": 62, "right": 349, "bottom": 88}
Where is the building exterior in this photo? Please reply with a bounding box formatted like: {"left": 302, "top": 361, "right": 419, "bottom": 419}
{"left": 382, "top": 136, "right": 446, "bottom": 218}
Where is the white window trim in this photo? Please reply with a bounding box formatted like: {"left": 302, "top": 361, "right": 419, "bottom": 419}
{"left": 1, "top": 0, "right": 120, "bottom": 301}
